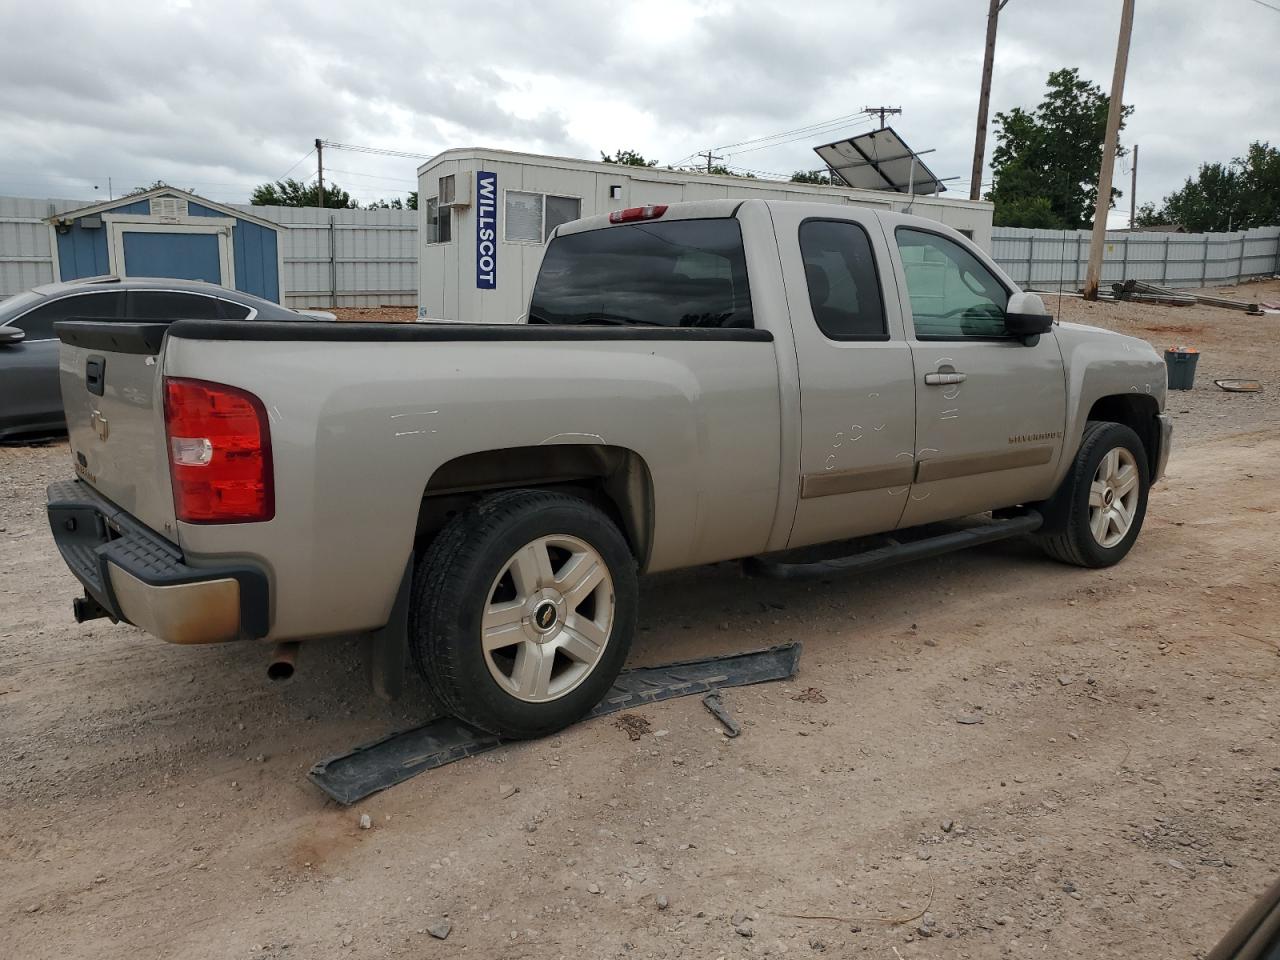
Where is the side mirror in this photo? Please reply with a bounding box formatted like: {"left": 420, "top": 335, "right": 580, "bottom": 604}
{"left": 0, "top": 326, "right": 25, "bottom": 346}
{"left": 1004, "top": 292, "right": 1054, "bottom": 342}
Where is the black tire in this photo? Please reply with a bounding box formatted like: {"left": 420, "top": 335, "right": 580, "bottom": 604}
{"left": 1036, "top": 421, "right": 1150, "bottom": 568}
{"left": 410, "top": 489, "right": 638, "bottom": 739}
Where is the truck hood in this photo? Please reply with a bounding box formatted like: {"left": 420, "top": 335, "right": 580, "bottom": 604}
{"left": 1055, "top": 320, "right": 1155, "bottom": 350}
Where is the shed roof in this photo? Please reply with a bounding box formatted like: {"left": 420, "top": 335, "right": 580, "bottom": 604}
{"left": 47, "top": 187, "right": 285, "bottom": 230}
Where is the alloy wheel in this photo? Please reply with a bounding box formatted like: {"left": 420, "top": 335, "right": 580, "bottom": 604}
{"left": 480, "top": 535, "right": 615, "bottom": 703}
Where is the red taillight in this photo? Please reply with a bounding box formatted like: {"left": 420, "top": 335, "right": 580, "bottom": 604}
{"left": 163, "top": 377, "right": 274, "bottom": 524}
{"left": 608, "top": 204, "right": 668, "bottom": 224}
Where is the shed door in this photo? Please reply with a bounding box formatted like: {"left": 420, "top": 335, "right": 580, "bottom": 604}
{"left": 122, "top": 232, "right": 221, "bottom": 282}
{"left": 106, "top": 219, "right": 234, "bottom": 287}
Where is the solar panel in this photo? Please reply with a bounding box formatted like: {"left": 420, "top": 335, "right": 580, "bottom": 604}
{"left": 813, "top": 127, "right": 945, "bottom": 195}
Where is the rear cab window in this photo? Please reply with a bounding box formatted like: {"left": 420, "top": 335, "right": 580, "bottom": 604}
{"left": 799, "top": 219, "right": 887, "bottom": 340}
{"left": 528, "top": 218, "right": 753, "bottom": 328}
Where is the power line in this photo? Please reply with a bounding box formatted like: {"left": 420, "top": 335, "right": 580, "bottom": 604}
{"left": 862, "top": 105, "right": 902, "bottom": 128}
{"left": 324, "top": 166, "right": 418, "bottom": 185}
{"left": 319, "top": 139, "right": 433, "bottom": 160}
{"left": 714, "top": 111, "right": 871, "bottom": 151}
{"left": 727, "top": 116, "right": 873, "bottom": 157}
{"left": 1245, "top": 0, "right": 1280, "bottom": 13}
{"left": 697, "top": 149, "right": 725, "bottom": 173}
{"left": 276, "top": 148, "right": 315, "bottom": 180}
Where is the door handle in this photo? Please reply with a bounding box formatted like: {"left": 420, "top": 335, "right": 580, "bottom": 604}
{"left": 86, "top": 356, "right": 106, "bottom": 396}
{"left": 924, "top": 372, "right": 967, "bottom": 386}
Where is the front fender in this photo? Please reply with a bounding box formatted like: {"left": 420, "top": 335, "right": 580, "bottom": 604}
{"left": 1052, "top": 322, "right": 1167, "bottom": 487}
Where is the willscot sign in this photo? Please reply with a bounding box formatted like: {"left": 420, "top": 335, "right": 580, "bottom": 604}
{"left": 476, "top": 171, "right": 497, "bottom": 289}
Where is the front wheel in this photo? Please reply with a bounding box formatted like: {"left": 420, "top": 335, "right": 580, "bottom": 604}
{"left": 1036, "top": 421, "right": 1150, "bottom": 568}
{"left": 410, "top": 489, "right": 638, "bottom": 738}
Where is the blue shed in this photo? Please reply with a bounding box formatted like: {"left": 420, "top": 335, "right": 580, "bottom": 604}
{"left": 47, "top": 187, "right": 286, "bottom": 302}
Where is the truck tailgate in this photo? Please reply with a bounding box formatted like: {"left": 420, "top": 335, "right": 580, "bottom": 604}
{"left": 54, "top": 321, "right": 179, "bottom": 540}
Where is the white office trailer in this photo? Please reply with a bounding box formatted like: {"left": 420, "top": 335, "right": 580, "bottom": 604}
{"left": 416, "top": 147, "right": 995, "bottom": 324}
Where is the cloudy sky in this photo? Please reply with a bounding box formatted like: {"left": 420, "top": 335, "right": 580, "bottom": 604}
{"left": 1, "top": 0, "right": 1276, "bottom": 222}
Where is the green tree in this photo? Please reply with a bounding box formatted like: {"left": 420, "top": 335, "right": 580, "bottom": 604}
{"left": 123, "top": 179, "right": 193, "bottom": 197}
{"left": 250, "top": 177, "right": 356, "bottom": 208}
{"left": 407, "top": 191, "right": 417, "bottom": 211}
{"left": 1132, "top": 201, "right": 1171, "bottom": 228}
{"left": 704, "top": 164, "right": 756, "bottom": 179}
{"left": 601, "top": 149, "right": 658, "bottom": 167}
{"left": 1145, "top": 142, "right": 1280, "bottom": 232}
{"left": 987, "top": 68, "right": 1132, "bottom": 229}
{"left": 791, "top": 169, "right": 833, "bottom": 185}
{"left": 993, "top": 196, "right": 1063, "bottom": 229}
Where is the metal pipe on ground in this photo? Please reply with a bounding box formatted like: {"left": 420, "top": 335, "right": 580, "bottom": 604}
{"left": 268, "top": 641, "right": 300, "bottom": 682}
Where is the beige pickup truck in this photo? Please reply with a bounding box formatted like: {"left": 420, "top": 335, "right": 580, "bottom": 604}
{"left": 47, "top": 199, "right": 1171, "bottom": 738}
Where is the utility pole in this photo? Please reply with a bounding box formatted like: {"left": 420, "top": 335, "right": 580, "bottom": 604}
{"left": 698, "top": 150, "right": 724, "bottom": 173}
{"left": 969, "top": 0, "right": 1007, "bottom": 201}
{"left": 1129, "top": 143, "right": 1139, "bottom": 228}
{"left": 861, "top": 106, "right": 902, "bottom": 129}
{"left": 315, "top": 137, "right": 325, "bottom": 209}
{"left": 1083, "top": 0, "right": 1135, "bottom": 300}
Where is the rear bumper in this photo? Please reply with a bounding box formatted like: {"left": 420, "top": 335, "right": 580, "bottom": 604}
{"left": 46, "top": 479, "right": 269, "bottom": 644}
{"left": 1152, "top": 413, "right": 1173, "bottom": 483}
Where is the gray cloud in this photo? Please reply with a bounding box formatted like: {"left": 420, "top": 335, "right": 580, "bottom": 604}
{"left": 0, "top": 0, "right": 1275, "bottom": 211}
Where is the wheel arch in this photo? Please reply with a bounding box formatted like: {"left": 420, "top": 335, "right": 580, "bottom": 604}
{"left": 1084, "top": 393, "right": 1162, "bottom": 473}
{"left": 414, "top": 444, "right": 655, "bottom": 569}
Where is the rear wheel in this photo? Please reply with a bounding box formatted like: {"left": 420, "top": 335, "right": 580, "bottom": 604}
{"left": 410, "top": 489, "right": 637, "bottom": 738}
{"left": 1036, "top": 421, "right": 1150, "bottom": 568}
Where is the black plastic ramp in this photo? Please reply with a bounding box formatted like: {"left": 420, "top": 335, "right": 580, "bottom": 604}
{"left": 309, "top": 642, "right": 802, "bottom": 805}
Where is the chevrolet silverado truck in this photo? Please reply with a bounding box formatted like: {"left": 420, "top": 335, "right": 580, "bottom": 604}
{"left": 47, "top": 199, "right": 1172, "bottom": 738}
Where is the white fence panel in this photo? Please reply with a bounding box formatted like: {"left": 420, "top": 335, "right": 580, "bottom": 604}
{"left": 234, "top": 204, "right": 418, "bottom": 309}
{"left": 4, "top": 194, "right": 1277, "bottom": 306}
{"left": 0, "top": 197, "right": 86, "bottom": 297}
{"left": 992, "top": 225, "right": 1280, "bottom": 292}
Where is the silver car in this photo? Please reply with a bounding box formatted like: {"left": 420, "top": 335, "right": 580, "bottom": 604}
{"left": 0, "top": 276, "right": 331, "bottom": 441}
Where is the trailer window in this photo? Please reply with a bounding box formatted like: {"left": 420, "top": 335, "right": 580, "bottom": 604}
{"left": 505, "top": 192, "right": 582, "bottom": 243}
{"left": 528, "top": 218, "right": 752, "bottom": 328}
{"left": 426, "top": 197, "right": 451, "bottom": 243}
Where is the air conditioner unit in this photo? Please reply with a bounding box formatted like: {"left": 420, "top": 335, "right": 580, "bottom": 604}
{"left": 440, "top": 174, "right": 471, "bottom": 208}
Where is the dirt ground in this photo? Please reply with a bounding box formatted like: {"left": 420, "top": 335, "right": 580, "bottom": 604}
{"left": 2, "top": 284, "right": 1278, "bottom": 959}
{"left": 330, "top": 306, "right": 418, "bottom": 323}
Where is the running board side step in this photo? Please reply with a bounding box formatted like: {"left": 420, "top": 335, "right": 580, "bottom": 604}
{"left": 743, "top": 510, "right": 1043, "bottom": 581}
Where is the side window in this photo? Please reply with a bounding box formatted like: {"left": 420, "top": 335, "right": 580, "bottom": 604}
{"left": 798, "top": 220, "right": 887, "bottom": 339}
{"left": 544, "top": 195, "right": 581, "bottom": 237}
{"left": 506, "top": 192, "right": 581, "bottom": 243}
{"left": 218, "top": 300, "right": 252, "bottom": 320}
{"left": 12, "top": 292, "right": 123, "bottom": 339}
{"left": 504, "top": 191, "right": 543, "bottom": 242}
{"left": 425, "top": 197, "right": 451, "bottom": 243}
{"left": 127, "top": 291, "right": 222, "bottom": 321}
{"left": 895, "top": 228, "right": 1009, "bottom": 339}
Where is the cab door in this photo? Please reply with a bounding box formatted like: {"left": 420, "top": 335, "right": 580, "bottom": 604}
{"left": 770, "top": 203, "right": 917, "bottom": 550}
{"left": 889, "top": 225, "right": 1066, "bottom": 527}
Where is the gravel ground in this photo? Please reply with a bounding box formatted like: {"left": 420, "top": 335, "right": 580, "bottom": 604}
{"left": 1054, "top": 279, "right": 1280, "bottom": 444}
{"left": 1, "top": 289, "right": 1278, "bottom": 959}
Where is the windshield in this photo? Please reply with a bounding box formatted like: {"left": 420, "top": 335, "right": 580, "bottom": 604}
{"left": 528, "top": 218, "right": 753, "bottom": 328}
{"left": 0, "top": 290, "right": 46, "bottom": 324}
